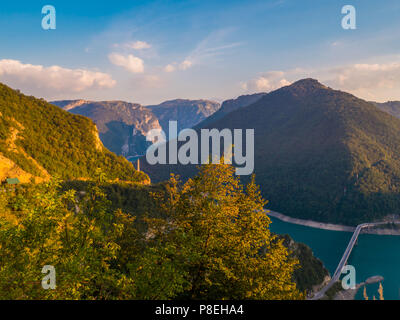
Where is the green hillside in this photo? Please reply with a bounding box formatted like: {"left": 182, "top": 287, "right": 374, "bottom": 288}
{"left": 142, "top": 79, "right": 400, "bottom": 224}
{"left": 0, "top": 83, "right": 148, "bottom": 183}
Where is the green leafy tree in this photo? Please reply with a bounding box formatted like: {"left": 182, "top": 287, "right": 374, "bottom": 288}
{"left": 0, "top": 178, "right": 134, "bottom": 299}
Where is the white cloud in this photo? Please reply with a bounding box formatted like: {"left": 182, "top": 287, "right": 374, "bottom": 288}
{"left": 164, "top": 64, "right": 176, "bottom": 72}
{"left": 114, "top": 40, "right": 151, "bottom": 50}
{"left": 326, "top": 62, "right": 400, "bottom": 90}
{"left": 179, "top": 60, "right": 193, "bottom": 70}
{"left": 127, "top": 41, "right": 151, "bottom": 50}
{"left": 163, "top": 60, "right": 193, "bottom": 72}
{"left": 241, "top": 60, "right": 400, "bottom": 101}
{"left": 108, "top": 53, "right": 144, "bottom": 73}
{"left": 0, "top": 59, "right": 116, "bottom": 94}
{"left": 242, "top": 71, "right": 292, "bottom": 92}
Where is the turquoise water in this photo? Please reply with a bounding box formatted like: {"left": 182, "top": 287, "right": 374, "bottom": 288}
{"left": 269, "top": 217, "right": 400, "bottom": 300}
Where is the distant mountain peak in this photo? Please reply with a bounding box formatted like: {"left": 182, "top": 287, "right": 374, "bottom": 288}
{"left": 290, "top": 78, "right": 326, "bottom": 88}
{"left": 281, "top": 78, "right": 329, "bottom": 96}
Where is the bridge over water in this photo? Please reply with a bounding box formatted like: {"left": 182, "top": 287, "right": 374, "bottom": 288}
{"left": 310, "top": 221, "right": 395, "bottom": 300}
{"left": 267, "top": 210, "right": 400, "bottom": 299}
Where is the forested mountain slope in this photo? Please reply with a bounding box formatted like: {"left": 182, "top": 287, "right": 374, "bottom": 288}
{"left": 197, "top": 92, "right": 266, "bottom": 127}
{"left": 142, "top": 79, "right": 400, "bottom": 224}
{"left": 0, "top": 83, "right": 148, "bottom": 183}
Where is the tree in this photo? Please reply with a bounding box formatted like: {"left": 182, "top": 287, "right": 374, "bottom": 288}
{"left": 136, "top": 162, "right": 303, "bottom": 300}
{"left": 0, "top": 163, "right": 304, "bottom": 300}
{"left": 0, "top": 178, "right": 134, "bottom": 299}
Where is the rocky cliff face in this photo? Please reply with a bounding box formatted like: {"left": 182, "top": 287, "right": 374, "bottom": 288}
{"left": 52, "top": 99, "right": 88, "bottom": 111}
{"left": 53, "top": 99, "right": 220, "bottom": 158}
{"left": 146, "top": 99, "right": 220, "bottom": 134}
{"left": 51, "top": 100, "right": 162, "bottom": 158}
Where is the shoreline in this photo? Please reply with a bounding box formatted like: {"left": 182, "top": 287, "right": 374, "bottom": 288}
{"left": 267, "top": 210, "right": 355, "bottom": 232}
{"left": 267, "top": 210, "right": 400, "bottom": 235}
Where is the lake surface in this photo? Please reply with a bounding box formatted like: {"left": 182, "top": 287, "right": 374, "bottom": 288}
{"left": 269, "top": 217, "right": 400, "bottom": 300}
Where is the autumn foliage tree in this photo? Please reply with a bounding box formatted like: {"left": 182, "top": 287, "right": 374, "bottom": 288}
{"left": 132, "top": 163, "right": 303, "bottom": 300}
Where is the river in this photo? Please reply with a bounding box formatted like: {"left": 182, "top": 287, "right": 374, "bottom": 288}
{"left": 269, "top": 217, "right": 400, "bottom": 300}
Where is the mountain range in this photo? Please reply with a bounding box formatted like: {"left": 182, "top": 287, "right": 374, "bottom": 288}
{"left": 2, "top": 79, "right": 393, "bottom": 296}
{"left": 52, "top": 99, "right": 220, "bottom": 159}
{"left": 0, "top": 82, "right": 329, "bottom": 296}
{"left": 146, "top": 99, "right": 220, "bottom": 133}
{"left": 141, "top": 79, "right": 400, "bottom": 224}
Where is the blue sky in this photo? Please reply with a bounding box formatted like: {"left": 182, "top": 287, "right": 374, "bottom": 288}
{"left": 1, "top": 0, "right": 400, "bottom": 104}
